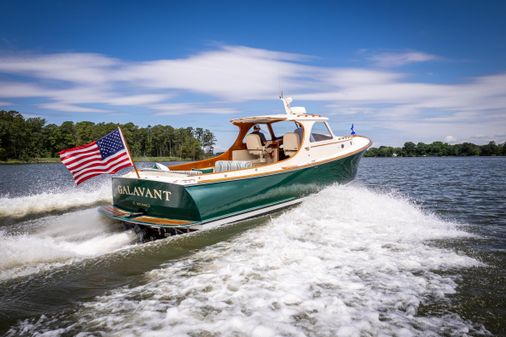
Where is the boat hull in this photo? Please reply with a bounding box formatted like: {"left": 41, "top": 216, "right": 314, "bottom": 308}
{"left": 103, "top": 150, "right": 365, "bottom": 228}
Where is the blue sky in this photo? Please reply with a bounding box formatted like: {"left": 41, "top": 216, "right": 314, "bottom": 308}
{"left": 0, "top": 0, "right": 505, "bottom": 149}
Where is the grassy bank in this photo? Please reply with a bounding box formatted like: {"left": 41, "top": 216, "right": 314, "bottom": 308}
{"left": 0, "top": 156, "right": 189, "bottom": 165}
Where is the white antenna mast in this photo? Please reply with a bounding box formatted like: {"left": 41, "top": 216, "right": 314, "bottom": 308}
{"left": 280, "top": 95, "right": 293, "bottom": 114}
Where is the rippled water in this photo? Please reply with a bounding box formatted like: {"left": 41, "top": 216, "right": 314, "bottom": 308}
{"left": 0, "top": 157, "right": 504, "bottom": 336}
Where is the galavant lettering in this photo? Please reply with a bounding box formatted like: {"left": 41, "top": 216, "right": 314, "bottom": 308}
{"left": 117, "top": 185, "right": 172, "bottom": 201}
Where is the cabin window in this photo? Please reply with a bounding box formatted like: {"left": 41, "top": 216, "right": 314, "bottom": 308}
{"left": 270, "top": 121, "right": 301, "bottom": 140}
{"left": 310, "top": 122, "right": 333, "bottom": 142}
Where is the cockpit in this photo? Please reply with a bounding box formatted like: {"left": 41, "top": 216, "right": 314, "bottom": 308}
{"left": 162, "top": 115, "right": 338, "bottom": 175}
{"left": 241, "top": 121, "right": 303, "bottom": 164}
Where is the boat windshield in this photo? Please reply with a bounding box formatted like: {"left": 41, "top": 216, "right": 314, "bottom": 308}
{"left": 310, "top": 122, "right": 333, "bottom": 142}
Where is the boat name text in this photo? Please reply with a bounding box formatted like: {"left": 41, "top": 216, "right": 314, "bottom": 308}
{"left": 116, "top": 185, "right": 172, "bottom": 201}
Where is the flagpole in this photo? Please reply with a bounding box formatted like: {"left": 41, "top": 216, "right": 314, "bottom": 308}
{"left": 118, "top": 127, "right": 140, "bottom": 178}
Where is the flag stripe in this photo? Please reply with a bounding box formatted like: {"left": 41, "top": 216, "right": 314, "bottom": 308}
{"left": 59, "top": 141, "right": 97, "bottom": 157}
{"left": 69, "top": 150, "right": 130, "bottom": 174}
{"left": 74, "top": 172, "right": 102, "bottom": 185}
{"left": 66, "top": 154, "right": 105, "bottom": 171}
{"left": 67, "top": 149, "right": 127, "bottom": 173}
{"left": 74, "top": 163, "right": 130, "bottom": 182}
{"left": 60, "top": 146, "right": 97, "bottom": 160}
{"left": 74, "top": 161, "right": 133, "bottom": 185}
{"left": 61, "top": 148, "right": 101, "bottom": 165}
{"left": 73, "top": 155, "right": 131, "bottom": 180}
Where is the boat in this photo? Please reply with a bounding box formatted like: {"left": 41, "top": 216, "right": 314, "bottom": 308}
{"left": 99, "top": 97, "right": 371, "bottom": 240}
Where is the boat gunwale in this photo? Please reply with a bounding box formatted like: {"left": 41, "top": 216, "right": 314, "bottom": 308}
{"left": 117, "top": 137, "right": 370, "bottom": 189}
{"left": 129, "top": 135, "right": 371, "bottom": 186}
{"left": 193, "top": 135, "right": 371, "bottom": 185}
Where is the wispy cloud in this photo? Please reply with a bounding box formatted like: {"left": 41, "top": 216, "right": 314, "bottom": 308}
{"left": 0, "top": 53, "right": 119, "bottom": 84}
{"left": 152, "top": 103, "right": 239, "bottom": 115}
{"left": 0, "top": 45, "right": 505, "bottom": 145}
{"left": 38, "top": 102, "right": 110, "bottom": 113}
{"left": 117, "top": 46, "right": 307, "bottom": 100}
{"left": 368, "top": 51, "right": 441, "bottom": 67}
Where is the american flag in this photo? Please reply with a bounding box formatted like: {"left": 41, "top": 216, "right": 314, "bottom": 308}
{"left": 59, "top": 128, "right": 134, "bottom": 185}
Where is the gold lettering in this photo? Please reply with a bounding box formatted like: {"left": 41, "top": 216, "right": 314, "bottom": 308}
{"left": 117, "top": 185, "right": 171, "bottom": 201}
{"left": 154, "top": 189, "right": 162, "bottom": 200}
{"left": 162, "top": 191, "right": 172, "bottom": 201}
{"left": 133, "top": 187, "right": 140, "bottom": 196}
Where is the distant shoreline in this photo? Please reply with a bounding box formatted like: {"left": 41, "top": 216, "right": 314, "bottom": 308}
{"left": 363, "top": 155, "right": 505, "bottom": 158}
{"left": 0, "top": 156, "right": 188, "bottom": 165}
{"left": 365, "top": 141, "right": 505, "bottom": 157}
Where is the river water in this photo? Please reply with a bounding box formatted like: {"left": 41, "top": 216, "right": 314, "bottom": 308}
{"left": 0, "top": 157, "right": 504, "bottom": 336}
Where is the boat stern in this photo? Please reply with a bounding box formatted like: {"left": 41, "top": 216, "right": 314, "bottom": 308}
{"left": 102, "top": 176, "right": 202, "bottom": 225}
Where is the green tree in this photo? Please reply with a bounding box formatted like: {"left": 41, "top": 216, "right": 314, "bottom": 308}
{"left": 0, "top": 110, "right": 214, "bottom": 161}
{"left": 415, "top": 142, "right": 428, "bottom": 156}
{"left": 75, "top": 121, "right": 96, "bottom": 145}
{"left": 461, "top": 142, "right": 480, "bottom": 156}
{"left": 480, "top": 141, "right": 498, "bottom": 156}
{"left": 402, "top": 142, "right": 416, "bottom": 156}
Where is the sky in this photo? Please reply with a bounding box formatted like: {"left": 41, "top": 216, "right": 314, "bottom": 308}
{"left": 0, "top": 0, "right": 505, "bottom": 150}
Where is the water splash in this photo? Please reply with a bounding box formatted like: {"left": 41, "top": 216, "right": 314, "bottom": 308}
{"left": 0, "top": 181, "right": 111, "bottom": 219}
{"left": 8, "top": 184, "right": 489, "bottom": 336}
{"left": 0, "top": 208, "right": 135, "bottom": 281}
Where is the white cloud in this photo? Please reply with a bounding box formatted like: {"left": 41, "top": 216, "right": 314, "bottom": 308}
{"left": 444, "top": 135, "right": 457, "bottom": 143}
{"left": 0, "top": 53, "right": 119, "bottom": 84}
{"left": 319, "top": 68, "right": 404, "bottom": 87}
{"left": 39, "top": 102, "right": 110, "bottom": 113}
{"left": 117, "top": 46, "right": 307, "bottom": 100}
{"left": 0, "top": 82, "right": 51, "bottom": 98}
{"left": 368, "top": 51, "right": 440, "bottom": 67}
{"left": 0, "top": 46, "right": 505, "bottom": 145}
{"left": 152, "top": 103, "right": 238, "bottom": 115}
{"left": 104, "top": 94, "right": 171, "bottom": 106}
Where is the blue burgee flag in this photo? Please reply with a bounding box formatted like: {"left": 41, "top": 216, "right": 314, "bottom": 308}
{"left": 350, "top": 124, "right": 356, "bottom": 135}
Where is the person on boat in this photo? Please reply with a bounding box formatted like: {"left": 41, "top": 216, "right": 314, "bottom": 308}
{"left": 249, "top": 124, "right": 275, "bottom": 159}
{"left": 251, "top": 124, "right": 267, "bottom": 145}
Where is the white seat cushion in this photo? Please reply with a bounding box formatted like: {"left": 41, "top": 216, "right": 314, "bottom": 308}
{"left": 215, "top": 160, "right": 253, "bottom": 173}
{"left": 283, "top": 132, "right": 301, "bottom": 156}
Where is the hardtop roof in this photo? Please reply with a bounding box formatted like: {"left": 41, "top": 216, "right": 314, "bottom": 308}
{"left": 231, "top": 113, "right": 328, "bottom": 124}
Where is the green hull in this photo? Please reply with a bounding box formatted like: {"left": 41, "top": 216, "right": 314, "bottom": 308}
{"left": 107, "top": 151, "right": 364, "bottom": 227}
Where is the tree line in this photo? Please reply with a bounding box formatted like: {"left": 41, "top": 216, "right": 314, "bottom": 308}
{"left": 0, "top": 110, "right": 216, "bottom": 161}
{"left": 365, "top": 141, "right": 506, "bottom": 157}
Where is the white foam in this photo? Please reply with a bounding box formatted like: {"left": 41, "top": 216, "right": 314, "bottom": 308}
{"left": 0, "top": 181, "right": 111, "bottom": 219}
{"left": 8, "top": 185, "right": 488, "bottom": 336}
{"left": 0, "top": 208, "right": 135, "bottom": 281}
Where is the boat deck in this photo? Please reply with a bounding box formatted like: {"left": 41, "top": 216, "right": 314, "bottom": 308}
{"left": 120, "top": 135, "right": 371, "bottom": 186}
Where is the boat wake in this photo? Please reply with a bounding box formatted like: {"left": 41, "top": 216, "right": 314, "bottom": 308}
{"left": 7, "top": 184, "right": 490, "bottom": 336}
{"left": 0, "top": 181, "right": 112, "bottom": 221}
{"left": 0, "top": 208, "right": 135, "bottom": 281}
